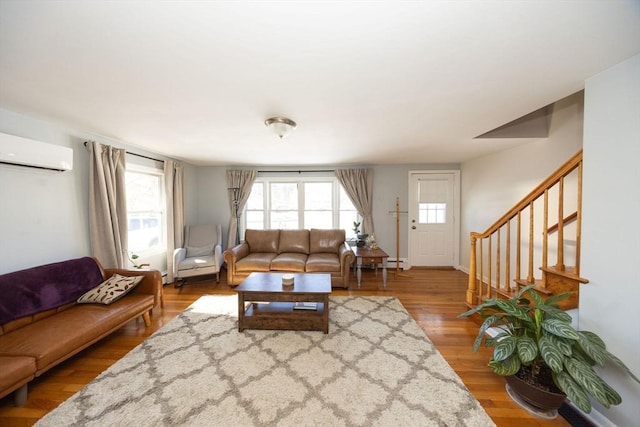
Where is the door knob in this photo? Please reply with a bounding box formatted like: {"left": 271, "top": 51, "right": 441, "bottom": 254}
{"left": 411, "top": 226, "right": 416, "bottom": 229}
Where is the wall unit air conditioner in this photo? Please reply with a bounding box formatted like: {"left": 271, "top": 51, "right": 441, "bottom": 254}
{"left": 0, "top": 132, "right": 73, "bottom": 171}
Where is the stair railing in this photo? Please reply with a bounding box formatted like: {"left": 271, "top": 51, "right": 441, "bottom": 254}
{"left": 466, "top": 150, "right": 583, "bottom": 306}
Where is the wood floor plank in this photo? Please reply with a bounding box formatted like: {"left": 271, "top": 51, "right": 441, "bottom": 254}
{"left": 0, "top": 268, "right": 571, "bottom": 426}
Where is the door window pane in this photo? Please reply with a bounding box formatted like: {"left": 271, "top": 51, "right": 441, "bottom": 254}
{"left": 418, "top": 203, "right": 446, "bottom": 224}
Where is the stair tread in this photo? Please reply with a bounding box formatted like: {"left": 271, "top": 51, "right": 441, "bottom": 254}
{"left": 514, "top": 279, "right": 554, "bottom": 295}
{"left": 540, "top": 266, "right": 589, "bottom": 283}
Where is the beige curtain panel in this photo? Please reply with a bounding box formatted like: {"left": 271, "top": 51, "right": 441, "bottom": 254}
{"left": 226, "top": 169, "right": 257, "bottom": 249}
{"left": 164, "top": 160, "right": 185, "bottom": 283}
{"left": 87, "top": 141, "right": 128, "bottom": 268}
{"left": 335, "top": 168, "right": 375, "bottom": 235}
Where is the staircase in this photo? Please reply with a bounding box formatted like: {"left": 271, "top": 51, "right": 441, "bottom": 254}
{"left": 465, "top": 150, "right": 588, "bottom": 310}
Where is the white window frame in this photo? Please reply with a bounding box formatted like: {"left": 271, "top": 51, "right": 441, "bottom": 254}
{"left": 125, "top": 163, "right": 167, "bottom": 255}
{"left": 243, "top": 176, "right": 359, "bottom": 237}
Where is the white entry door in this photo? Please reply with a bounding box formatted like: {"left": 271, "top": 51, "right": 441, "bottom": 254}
{"left": 408, "top": 171, "right": 459, "bottom": 267}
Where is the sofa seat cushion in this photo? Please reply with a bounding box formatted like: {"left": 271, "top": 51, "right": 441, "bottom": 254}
{"left": 271, "top": 253, "right": 308, "bottom": 272}
{"left": 306, "top": 253, "right": 341, "bottom": 272}
{"left": 177, "top": 255, "right": 216, "bottom": 271}
{"left": 0, "top": 356, "right": 35, "bottom": 398}
{"left": 278, "top": 230, "right": 309, "bottom": 254}
{"left": 0, "top": 294, "right": 154, "bottom": 374}
{"left": 235, "top": 253, "right": 277, "bottom": 272}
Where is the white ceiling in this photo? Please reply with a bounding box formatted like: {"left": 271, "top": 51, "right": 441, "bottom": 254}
{"left": 1, "top": 1, "right": 639, "bottom": 166}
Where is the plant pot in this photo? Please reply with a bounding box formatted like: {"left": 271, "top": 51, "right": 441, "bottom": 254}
{"left": 505, "top": 375, "right": 566, "bottom": 412}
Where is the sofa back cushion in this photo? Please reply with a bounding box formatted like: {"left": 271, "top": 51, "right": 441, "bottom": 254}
{"left": 278, "top": 229, "right": 309, "bottom": 254}
{"left": 0, "top": 257, "right": 104, "bottom": 326}
{"left": 310, "top": 229, "right": 346, "bottom": 254}
{"left": 245, "top": 229, "right": 280, "bottom": 253}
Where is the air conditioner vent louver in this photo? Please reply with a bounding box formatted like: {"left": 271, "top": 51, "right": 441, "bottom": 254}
{"left": 0, "top": 132, "right": 73, "bottom": 172}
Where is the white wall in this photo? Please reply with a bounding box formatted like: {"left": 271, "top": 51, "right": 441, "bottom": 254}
{"left": 459, "top": 92, "right": 584, "bottom": 270}
{"left": 0, "top": 108, "right": 196, "bottom": 274}
{"left": 0, "top": 110, "right": 89, "bottom": 273}
{"left": 580, "top": 54, "right": 640, "bottom": 426}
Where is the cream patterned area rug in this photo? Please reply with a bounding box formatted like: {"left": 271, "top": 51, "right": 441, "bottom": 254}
{"left": 37, "top": 296, "right": 495, "bottom": 427}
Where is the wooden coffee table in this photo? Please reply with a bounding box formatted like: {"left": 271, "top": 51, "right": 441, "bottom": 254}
{"left": 235, "top": 272, "right": 331, "bottom": 334}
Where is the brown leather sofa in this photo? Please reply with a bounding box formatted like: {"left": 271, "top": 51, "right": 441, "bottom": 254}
{"left": 223, "top": 229, "right": 355, "bottom": 287}
{"left": 0, "top": 257, "right": 162, "bottom": 406}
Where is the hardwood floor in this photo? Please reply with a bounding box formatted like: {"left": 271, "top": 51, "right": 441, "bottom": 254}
{"left": 0, "top": 268, "right": 571, "bottom": 426}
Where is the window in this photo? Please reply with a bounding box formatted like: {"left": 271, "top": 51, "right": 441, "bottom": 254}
{"left": 419, "top": 202, "right": 446, "bottom": 224}
{"left": 125, "top": 167, "right": 165, "bottom": 253}
{"left": 244, "top": 177, "right": 359, "bottom": 238}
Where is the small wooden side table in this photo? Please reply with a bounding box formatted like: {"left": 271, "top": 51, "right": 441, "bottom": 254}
{"left": 353, "top": 246, "right": 389, "bottom": 288}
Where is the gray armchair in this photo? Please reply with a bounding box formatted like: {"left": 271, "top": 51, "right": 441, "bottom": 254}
{"left": 173, "top": 224, "right": 223, "bottom": 286}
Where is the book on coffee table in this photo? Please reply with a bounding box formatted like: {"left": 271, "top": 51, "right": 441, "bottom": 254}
{"left": 293, "top": 302, "right": 318, "bottom": 311}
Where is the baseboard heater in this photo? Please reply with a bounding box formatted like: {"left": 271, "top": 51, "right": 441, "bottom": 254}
{"left": 385, "top": 258, "right": 410, "bottom": 270}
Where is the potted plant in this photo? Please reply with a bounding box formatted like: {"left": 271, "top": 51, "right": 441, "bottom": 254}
{"left": 127, "top": 251, "right": 149, "bottom": 269}
{"left": 459, "top": 285, "right": 639, "bottom": 414}
{"left": 352, "top": 221, "right": 361, "bottom": 236}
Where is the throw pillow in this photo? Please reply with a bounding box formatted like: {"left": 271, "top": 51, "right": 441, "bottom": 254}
{"left": 77, "top": 274, "right": 144, "bottom": 305}
{"left": 186, "top": 244, "right": 214, "bottom": 258}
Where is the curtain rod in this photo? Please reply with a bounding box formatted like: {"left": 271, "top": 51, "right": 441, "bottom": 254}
{"left": 83, "top": 141, "right": 165, "bottom": 163}
{"left": 258, "top": 169, "right": 334, "bottom": 173}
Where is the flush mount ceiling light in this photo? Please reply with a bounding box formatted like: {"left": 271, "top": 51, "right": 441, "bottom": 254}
{"left": 264, "top": 117, "right": 297, "bottom": 139}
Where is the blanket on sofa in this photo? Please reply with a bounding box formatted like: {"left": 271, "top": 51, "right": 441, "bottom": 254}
{"left": 0, "top": 257, "right": 104, "bottom": 325}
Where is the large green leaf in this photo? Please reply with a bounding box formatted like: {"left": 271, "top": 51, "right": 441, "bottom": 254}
{"left": 528, "top": 289, "right": 544, "bottom": 306}
{"left": 579, "top": 331, "right": 606, "bottom": 349}
{"left": 516, "top": 335, "right": 538, "bottom": 363}
{"left": 601, "top": 379, "right": 622, "bottom": 406}
{"left": 574, "top": 349, "right": 599, "bottom": 372}
{"left": 546, "top": 332, "right": 573, "bottom": 356}
{"left": 554, "top": 371, "right": 591, "bottom": 413}
{"left": 541, "top": 318, "right": 580, "bottom": 340}
{"left": 564, "top": 357, "right": 613, "bottom": 408}
{"left": 544, "top": 291, "right": 572, "bottom": 307}
{"left": 514, "top": 284, "right": 536, "bottom": 300}
{"left": 493, "top": 336, "right": 517, "bottom": 361}
{"left": 471, "top": 315, "right": 500, "bottom": 353}
{"left": 578, "top": 331, "right": 607, "bottom": 367}
{"left": 604, "top": 351, "right": 640, "bottom": 383}
{"left": 458, "top": 298, "right": 500, "bottom": 318}
{"left": 489, "top": 354, "right": 520, "bottom": 376}
{"left": 539, "top": 334, "right": 565, "bottom": 373}
{"left": 495, "top": 299, "right": 531, "bottom": 322}
{"left": 458, "top": 305, "right": 484, "bottom": 318}
{"left": 539, "top": 305, "right": 574, "bottom": 323}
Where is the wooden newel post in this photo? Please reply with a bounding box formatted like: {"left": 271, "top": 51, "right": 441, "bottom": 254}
{"left": 466, "top": 235, "right": 478, "bottom": 305}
